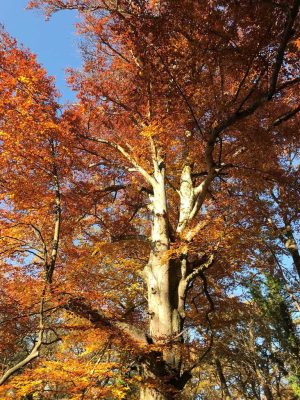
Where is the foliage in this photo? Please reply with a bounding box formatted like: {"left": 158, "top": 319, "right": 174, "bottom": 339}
{"left": 0, "top": 1, "right": 300, "bottom": 399}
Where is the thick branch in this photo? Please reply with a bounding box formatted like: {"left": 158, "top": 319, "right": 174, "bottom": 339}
{"left": 273, "top": 104, "right": 300, "bottom": 126}
{"left": 64, "top": 297, "right": 150, "bottom": 346}
{"left": 46, "top": 140, "right": 62, "bottom": 283}
{"left": 208, "top": 76, "right": 300, "bottom": 152}
{"left": 269, "top": 0, "right": 300, "bottom": 96}
{"left": 111, "top": 234, "right": 149, "bottom": 242}
{"left": 82, "top": 135, "right": 156, "bottom": 187}
{"left": 0, "top": 285, "right": 47, "bottom": 386}
{"left": 193, "top": 170, "right": 216, "bottom": 208}
{"left": 0, "top": 331, "right": 43, "bottom": 386}
{"left": 178, "top": 255, "right": 214, "bottom": 318}
{"left": 185, "top": 254, "right": 214, "bottom": 285}
{"left": 215, "top": 358, "right": 233, "bottom": 400}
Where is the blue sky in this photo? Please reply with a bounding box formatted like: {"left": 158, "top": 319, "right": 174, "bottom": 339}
{"left": 0, "top": 0, "right": 81, "bottom": 102}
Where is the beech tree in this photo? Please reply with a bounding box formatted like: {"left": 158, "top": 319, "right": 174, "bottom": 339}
{"left": 1, "top": 1, "right": 300, "bottom": 399}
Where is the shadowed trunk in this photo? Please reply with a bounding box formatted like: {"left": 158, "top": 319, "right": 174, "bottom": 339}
{"left": 215, "top": 358, "right": 232, "bottom": 400}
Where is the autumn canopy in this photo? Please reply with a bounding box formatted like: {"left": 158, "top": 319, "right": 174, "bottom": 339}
{"left": 0, "top": 1, "right": 300, "bottom": 399}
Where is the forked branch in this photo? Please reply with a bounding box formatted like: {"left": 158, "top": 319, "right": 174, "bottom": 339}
{"left": 82, "top": 135, "right": 156, "bottom": 187}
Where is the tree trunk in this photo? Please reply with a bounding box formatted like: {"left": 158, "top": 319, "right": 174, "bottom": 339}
{"left": 284, "top": 226, "right": 300, "bottom": 279}
{"left": 215, "top": 358, "right": 232, "bottom": 400}
{"left": 139, "top": 156, "right": 213, "bottom": 398}
{"left": 141, "top": 166, "right": 184, "bottom": 399}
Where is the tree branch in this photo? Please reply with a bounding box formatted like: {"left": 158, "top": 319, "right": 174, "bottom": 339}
{"left": 185, "top": 254, "right": 214, "bottom": 285}
{"left": 64, "top": 297, "right": 150, "bottom": 346}
{"left": 268, "top": 0, "right": 300, "bottom": 97}
{"left": 46, "top": 140, "right": 62, "bottom": 283}
{"left": 273, "top": 104, "right": 300, "bottom": 126}
{"left": 81, "top": 135, "right": 156, "bottom": 187}
{"left": 0, "top": 284, "right": 47, "bottom": 386}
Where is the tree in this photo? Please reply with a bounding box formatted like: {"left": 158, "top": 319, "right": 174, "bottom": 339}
{"left": 1, "top": 0, "right": 300, "bottom": 398}
{"left": 181, "top": 278, "right": 299, "bottom": 400}
{"left": 0, "top": 26, "right": 64, "bottom": 387}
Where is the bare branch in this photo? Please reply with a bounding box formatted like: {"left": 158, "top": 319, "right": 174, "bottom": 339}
{"left": 273, "top": 104, "right": 300, "bottom": 126}
{"left": 155, "top": 50, "right": 203, "bottom": 136}
{"left": 268, "top": 0, "right": 300, "bottom": 97}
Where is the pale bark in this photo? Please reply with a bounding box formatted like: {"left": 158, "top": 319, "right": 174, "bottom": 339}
{"left": 140, "top": 147, "right": 217, "bottom": 398}
{"left": 284, "top": 226, "right": 300, "bottom": 280}
{"left": 144, "top": 163, "right": 182, "bottom": 351}
{"left": 0, "top": 285, "right": 46, "bottom": 386}
{"left": 140, "top": 387, "right": 168, "bottom": 400}
{"left": 0, "top": 337, "right": 42, "bottom": 386}
{"left": 176, "top": 164, "right": 215, "bottom": 239}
